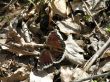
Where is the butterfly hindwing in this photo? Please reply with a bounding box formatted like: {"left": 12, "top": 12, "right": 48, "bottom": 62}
{"left": 38, "top": 49, "right": 53, "bottom": 69}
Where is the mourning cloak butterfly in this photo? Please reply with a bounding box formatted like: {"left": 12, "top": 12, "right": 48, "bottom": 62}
{"left": 38, "top": 30, "right": 65, "bottom": 69}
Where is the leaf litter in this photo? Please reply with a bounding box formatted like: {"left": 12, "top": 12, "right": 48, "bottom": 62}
{"left": 0, "top": 0, "right": 110, "bottom": 82}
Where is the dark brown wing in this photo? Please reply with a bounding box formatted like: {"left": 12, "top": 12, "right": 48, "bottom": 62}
{"left": 38, "top": 49, "right": 53, "bottom": 69}
{"left": 46, "top": 30, "right": 65, "bottom": 63}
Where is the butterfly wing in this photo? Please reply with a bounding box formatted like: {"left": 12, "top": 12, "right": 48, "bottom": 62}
{"left": 38, "top": 49, "right": 53, "bottom": 69}
{"left": 46, "top": 30, "right": 65, "bottom": 63}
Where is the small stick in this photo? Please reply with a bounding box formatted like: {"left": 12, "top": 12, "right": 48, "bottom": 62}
{"left": 92, "top": 0, "right": 104, "bottom": 10}
{"left": 0, "top": 43, "right": 40, "bottom": 56}
{"left": 82, "top": 0, "right": 105, "bottom": 36}
{"left": 83, "top": 38, "right": 110, "bottom": 71}
{"left": 2, "top": 0, "right": 17, "bottom": 10}
{"left": 73, "top": 72, "right": 110, "bottom": 82}
{"left": 22, "top": 21, "right": 31, "bottom": 42}
{"left": 14, "top": 42, "right": 45, "bottom": 48}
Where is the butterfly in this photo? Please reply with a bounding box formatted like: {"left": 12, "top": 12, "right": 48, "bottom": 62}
{"left": 37, "top": 30, "right": 65, "bottom": 70}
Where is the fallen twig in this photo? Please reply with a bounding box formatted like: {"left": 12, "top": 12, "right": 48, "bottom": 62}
{"left": 82, "top": 0, "right": 106, "bottom": 38}
{"left": 83, "top": 38, "right": 110, "bottom": 71}
{"left": 2, "top": 0, "right": 17, "bottom": 10}
{"left": 0, "top": 43, "right": 40, "bottom": 56}
{"left": 22, "top": 21, "right": 31, "bottom": 42}
{"left": 92, "top": 0, "right": 104, "bottom": 10}
{"left": 15, "top": 42, "right": 45, "bottom": 48}
{"left": 73, "top": 71, "right": 110, "bottom": 82}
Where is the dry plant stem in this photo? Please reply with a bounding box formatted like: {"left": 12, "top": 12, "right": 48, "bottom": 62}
{"left": 82, "top": 0, "right": 104, "bottom": 35}
{"left": 92, "top": 0, "right": 104, "bottom": 10}
{"left": 0, "top": 43, "right": 40, "bottom": 56}
{"left": 68, "top": 2, "right": 74, "bottom": 22}
{"left": 1, "top": 67, "right": 29, "bottom": 82}
{"left": 8, "top": 27, "right": 26, "bottom": 44}
{"left": 22, "top": 22, "right": 31, "bottom": 42}
{"left": 83, "top": 38, "right": 110, "bottom": 71}
{"left": 93, "top": 8, "right": 106, "bottom": 17}
{"left": 73, "top": 72, "right": 110, "bottom": 82}
{"left": 2, "top": 0, "right": 17, "bottom": 10}
{"left": 14, "top": 42, "right": 45, "bottom": 48}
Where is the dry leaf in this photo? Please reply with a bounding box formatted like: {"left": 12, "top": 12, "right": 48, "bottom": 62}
{"left": 98, "top": 61, "right": 110, "bottom": 73}
{"left": 56, "top": 18, "right": 81, "bottom": 35}
{"left": 49, "top": 0, "right": 67, "bottom": 17}
{"left": 64, "top": 34, "right": 85, "bottom": 65}
{"left": 102, "top": 47, "right": 110, "bottom": 58}
{"left": 60, "top": 66, "right": 89, "bottom": 82}
{"left": 30, "top": 70, "right": 54, "bottom": 82}
{"left": 1, "top": 67, "right": 29, "bottom": 82}
{"left": 73, "top": 68, "right": 89, "bottom": 82}
{"left": 71, "top": 1, "right": 83, "bottom": 10}
{"left": 60, "top": 66, "right": 74, "bottom": 82}
{"left": 85, "top": 0, "right": 106, "bottom": 10}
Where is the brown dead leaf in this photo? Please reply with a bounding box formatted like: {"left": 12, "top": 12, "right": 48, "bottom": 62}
{"left": 100, "top": 61, "right": 110, "bottom": 73}
{"left": 0, "top": 66, "right": 29, "bottom": 82}
{"left": 30, "top": 70, "right": 54, "bottom": 82}
{"left": 56, "top": 18, "right": 81, "bottom": 35}
{"left": 60, "top": 66, "right": 89, "bottom": 82}
{"left": 64, "top": 34, "right": 85, "bottom": 65}
{"left": 60, "top": 66, "right": 74, "bottom": 82}
{"left": 49, "top": 0, "right": 67, "bottom": 17}
{"left": 73, "top": 68, "right": 90, "bottom": 82}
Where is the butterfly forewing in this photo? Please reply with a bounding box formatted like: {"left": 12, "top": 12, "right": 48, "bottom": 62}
{"left": 46, "top": 30, "right": 65, "bottom": 50}
{"left": 46, "top": 30, "right": 65, "bottom": 63}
